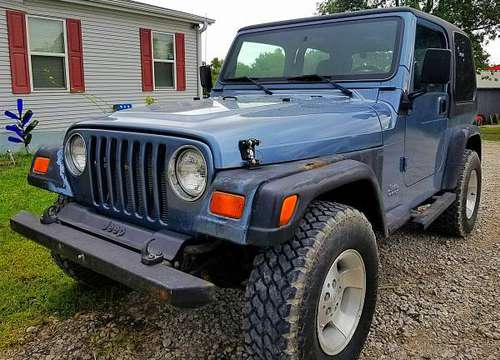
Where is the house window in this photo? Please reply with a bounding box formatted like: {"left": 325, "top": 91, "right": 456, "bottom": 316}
{"left": 152, "top": 32, "right": 175, "bottom": 89}
{"left": 27, "top": 16, "right": 68, "bottom": 90}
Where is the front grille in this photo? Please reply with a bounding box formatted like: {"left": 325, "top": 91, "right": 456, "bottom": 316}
{"left": 88, "top": 136, "right": 169, "bottom": 223}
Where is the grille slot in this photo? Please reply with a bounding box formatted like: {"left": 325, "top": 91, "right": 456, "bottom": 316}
{"left": 89, "top": 136, "right": 169, "bottom": 223}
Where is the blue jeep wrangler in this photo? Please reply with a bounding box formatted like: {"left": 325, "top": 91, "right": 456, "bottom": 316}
{"left": 11, "top": 7, "right": 481, "bottom": 360}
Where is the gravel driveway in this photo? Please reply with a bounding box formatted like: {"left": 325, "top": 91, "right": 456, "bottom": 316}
{"left": 2, "top": 142, "right": 499, "bottom": 360}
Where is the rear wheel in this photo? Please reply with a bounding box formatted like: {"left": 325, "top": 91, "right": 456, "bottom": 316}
{"left": 244, "top": 201, "right": 379, "bottom": 360}
{"left": 433, "top": 149, "right": 481, "bottom": 236}
{"left": 51, "top": 252, "right": 117, "bottom": 289}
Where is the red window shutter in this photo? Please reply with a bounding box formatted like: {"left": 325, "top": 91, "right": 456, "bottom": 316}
{"left": 66, "top": 19, "right": 85, "bottom": 93}
{"left": 6, "top": 10, "right": 30, "bottom": 94}
{"left": 140, "top": 28, "right": 153, "bottom": 92}
{"left": 175, "top": 33, "right": 186, "bottom": 91}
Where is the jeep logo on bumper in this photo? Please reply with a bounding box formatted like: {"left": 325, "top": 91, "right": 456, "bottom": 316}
{"left": 102, "top": 221, "right": 126, "bottom": 237}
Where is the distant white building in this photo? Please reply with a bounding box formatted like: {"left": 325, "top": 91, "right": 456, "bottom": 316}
{"left": 1, "top": 0, "right": 213, "bottom": 151}
{"left": 476, "top": 67, "right": 500, "bottom": 120}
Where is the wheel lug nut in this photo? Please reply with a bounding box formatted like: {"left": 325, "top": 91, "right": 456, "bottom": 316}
{"left": 324, "top": 293, "right": 330, "bottom": 301}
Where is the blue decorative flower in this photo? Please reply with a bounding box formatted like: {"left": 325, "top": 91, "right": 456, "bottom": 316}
{"left": 4, "top": 99, "right": 38, "bottom": 148}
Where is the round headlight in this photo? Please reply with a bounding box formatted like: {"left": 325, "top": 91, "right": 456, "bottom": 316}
{"left": 169, "top": 146, "right": 207, "bottom": 201}
{"left": 65, "top": 133, "right": 87, "bottom": 175}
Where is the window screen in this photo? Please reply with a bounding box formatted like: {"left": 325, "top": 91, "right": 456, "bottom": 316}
{"left": 152, "top": 32, "right": 175, "bottom": 89}
{"left": 28, "top": 17, "right": 67, "bottom": 89}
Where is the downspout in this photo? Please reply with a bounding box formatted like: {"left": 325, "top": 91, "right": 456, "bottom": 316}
{"left": 195, "top": 20, "right": 209, "bottom": 97}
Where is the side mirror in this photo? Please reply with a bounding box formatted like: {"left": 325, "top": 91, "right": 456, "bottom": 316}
{"left": 200, "top": 65, "right": 213, "bottom": 94}
{"left": 421, "top": 48, "right": 451, "bottom": 85}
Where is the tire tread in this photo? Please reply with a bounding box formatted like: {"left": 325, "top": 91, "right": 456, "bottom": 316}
{"left": 244, "top": 201, "right": 375, "bottom": 360}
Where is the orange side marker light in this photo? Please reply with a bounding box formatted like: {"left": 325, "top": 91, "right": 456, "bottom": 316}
{"left": 210, "top": 191, "right": 246, "bottom": 219}
{"left": 279, "top": 195, "right": 298, "bottom": 226}
{"left": 33, "top": 157, "right": 50, "bottom": 174}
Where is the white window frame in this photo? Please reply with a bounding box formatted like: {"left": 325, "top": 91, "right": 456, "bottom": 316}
{"left": 26, "top": 15, "right": 69, "bottom": 92}
{"left": 151, "top": 31, "right": 176, "bottom": 91}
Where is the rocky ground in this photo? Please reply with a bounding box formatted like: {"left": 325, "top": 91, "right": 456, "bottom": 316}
{"left": 1, "top": 142, "right": 499, "bottom": 360}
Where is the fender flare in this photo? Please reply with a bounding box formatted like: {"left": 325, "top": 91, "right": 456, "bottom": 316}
{"left": 247, "top": 159, "right": 387, "bottom": 246}
{"left": 441, "top": 126, "right": 481, "bottom": 191}
{"left": 28, "top": 146, "right": 74, "bottom": 197}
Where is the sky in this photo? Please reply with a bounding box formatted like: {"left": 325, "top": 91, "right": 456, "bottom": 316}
{"left": 139, "top": 0, "right": 500, "bottom": 65}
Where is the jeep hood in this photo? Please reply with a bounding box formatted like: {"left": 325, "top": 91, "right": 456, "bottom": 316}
{"left": 73, "top": 95, "right": 383, "bottom": 169}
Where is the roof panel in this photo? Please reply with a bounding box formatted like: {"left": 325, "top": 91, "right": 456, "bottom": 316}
{"left": 238, "top": 6, "right": 461, "bottom": 33}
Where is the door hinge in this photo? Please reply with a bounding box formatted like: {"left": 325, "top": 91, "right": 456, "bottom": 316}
{"left": 400, "top": 157, "right": 407, "bottom": 172}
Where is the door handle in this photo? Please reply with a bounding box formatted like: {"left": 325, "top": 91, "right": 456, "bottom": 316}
{"left": 438, "top": 97, "right": 448, "bottom": 115}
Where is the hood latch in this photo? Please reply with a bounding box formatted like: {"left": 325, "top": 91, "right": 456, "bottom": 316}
{"left": 239, "top": 138, "right": 261, "bottom": 168}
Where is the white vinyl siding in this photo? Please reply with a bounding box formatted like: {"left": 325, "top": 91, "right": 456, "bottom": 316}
{"left": 0, "top": 0, "right": 200, "bottom": 146}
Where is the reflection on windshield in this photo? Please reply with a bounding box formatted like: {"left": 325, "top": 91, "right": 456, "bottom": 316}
{"left": 222, "top": 17, "right": 401, "bottom": 82}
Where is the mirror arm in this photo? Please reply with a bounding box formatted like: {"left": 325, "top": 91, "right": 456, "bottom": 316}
{"left": 408, "top": 89, "right": 427, "bottom": 100}
{"left": 398, "top": 88, "right": 427, "bottom": 115}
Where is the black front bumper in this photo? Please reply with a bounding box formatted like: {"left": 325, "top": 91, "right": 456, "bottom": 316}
{"left": 10, "top": 211, "right": 215, "bottom": 308}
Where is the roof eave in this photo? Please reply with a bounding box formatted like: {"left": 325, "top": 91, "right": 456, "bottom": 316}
{"left": 57, "top": 0, "right": 215, "bottom": 25}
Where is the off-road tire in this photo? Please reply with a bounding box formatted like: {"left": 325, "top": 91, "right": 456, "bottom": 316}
{"left": 433, "top": 149, "right": 481, "bottom": 237}
{"left": 51, "top": 252, "right": 117, "bottom": 289}
{"left": 244, "top": 201, "right": 379, "bottom": 360}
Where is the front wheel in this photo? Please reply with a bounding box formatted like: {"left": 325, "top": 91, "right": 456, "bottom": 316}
{"left": 244, "top": 201, "right": 379, "bottom": 360}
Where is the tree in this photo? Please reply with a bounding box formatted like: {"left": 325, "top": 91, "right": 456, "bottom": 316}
{"left": 250, "top": 49, "right": 286, "bottom": 77}
{"left": 210, "top": 57, "right": 223, "bottom": 84}
{"left": 316, "top": 0, "right": 499, "bottom": 69}
{"left": 234, "top": 48, "right": 286, "bottom": 77}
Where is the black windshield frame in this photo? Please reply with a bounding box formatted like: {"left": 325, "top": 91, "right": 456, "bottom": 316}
{"left": 220, "top": 16, "right": 404, "bottom": 84}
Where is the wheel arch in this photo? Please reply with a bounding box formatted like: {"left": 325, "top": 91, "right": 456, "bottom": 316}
{"left": 466, "top": 133, "right": 481, "bottom": 159}
{"left": 248, "top": 159, "right": 388, "bottom": 246}
{"left": 316, "top": 178, "right": 386, "bottom": 237}
{"left": 442, "top": 126, "right": 481, "bottom": 191}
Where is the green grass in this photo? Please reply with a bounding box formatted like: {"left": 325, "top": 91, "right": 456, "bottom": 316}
{"left": 0, "top": 154, "right": 123, "bottom": 349}
{"left": 480, "top": 125, "right": 500, "bottom": 142}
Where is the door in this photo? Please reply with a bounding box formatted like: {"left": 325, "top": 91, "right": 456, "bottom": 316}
{"left": 404, "top": 23, "right": 449, "bottom": 186}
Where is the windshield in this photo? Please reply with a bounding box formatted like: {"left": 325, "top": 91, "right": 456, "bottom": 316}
{"left": 222, "top": 17, "right": 402, "bottom": 82}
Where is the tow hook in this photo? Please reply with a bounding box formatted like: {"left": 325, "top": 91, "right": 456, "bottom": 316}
{"left": 40, "top": 195, "right": 68, "bottom": 224}
{"left": 141, "top": 238, "right": 165, "bottom": 265}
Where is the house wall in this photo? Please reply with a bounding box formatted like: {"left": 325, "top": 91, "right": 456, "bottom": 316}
{"left": 0, "top": 0, "right": 200, "bottom": 151}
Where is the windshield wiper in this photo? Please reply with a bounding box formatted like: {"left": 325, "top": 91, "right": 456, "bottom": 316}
{"left": 224, "top": 76, "right": 273, "bottom": 95}
{"left": 287, "top": 74, "right": 353, "bottom": 97}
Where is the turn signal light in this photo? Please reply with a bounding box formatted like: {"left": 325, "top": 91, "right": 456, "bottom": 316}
{"left": 210, "top": 191, "right": 246, "bottom": 219}
{"left": 279, "top": 195, "right": 298, "bottom": 226}
{"left": 33, "top": 157, "right": 50, "bottom": 174}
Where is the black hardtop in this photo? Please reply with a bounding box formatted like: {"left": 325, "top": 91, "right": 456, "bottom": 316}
{"left": 238, "top": 7, "right": 464, "bottom": 35}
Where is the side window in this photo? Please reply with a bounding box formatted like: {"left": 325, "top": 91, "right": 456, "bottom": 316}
{"left": 413, "top": 24, "right": 447, "bottom": 91}
{"left": 454, "top": 33, "right": 475, "bottom": 102}
{"left": 303, "top": 48, "right": 329, "bottom": 74}
{"left": 233, "top": 42, "right": 285, "bottom": 78}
